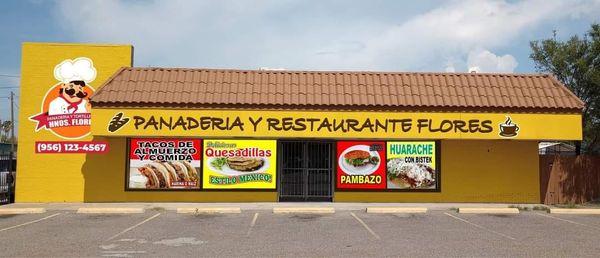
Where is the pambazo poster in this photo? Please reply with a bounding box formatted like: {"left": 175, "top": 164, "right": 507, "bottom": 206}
{"left": 336, "top": 141, "right": 386, "bottom": 189}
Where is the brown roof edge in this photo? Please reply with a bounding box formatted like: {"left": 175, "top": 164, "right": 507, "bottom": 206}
{"left": 117, "top": 66, "right": 557, "bottom": 77}
{"left": 546, "top": 75, "right": 585, "bottom": 109}
{"left": 90, "top": 66, "right": 127, "bottom": 101}
{"left": 90, "top": 67, "right": 585, "bottom": 112}
{"left": 90, "top": 101, "right": 583, "bottom": 115}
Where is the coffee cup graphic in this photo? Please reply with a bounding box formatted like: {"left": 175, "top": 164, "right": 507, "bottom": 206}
{"left": 499, "top": 116, "right": 519, "bottom": 137}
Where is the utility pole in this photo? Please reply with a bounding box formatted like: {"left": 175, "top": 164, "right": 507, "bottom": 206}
{"left": 9, "top": 91, "right": 14, "bottom": 172}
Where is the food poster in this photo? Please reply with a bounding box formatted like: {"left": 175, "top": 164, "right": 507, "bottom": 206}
{"left": 336, "top": 141, "right": 386, "bottom": 189}
{"left": 386, "top": 141, "right": 437, "bottom": 190}
{"left": 128, "top": 138, "right": 201, "bottom": 190}
{"left": 203, "top": 139, "right": 277, "bottom": 189}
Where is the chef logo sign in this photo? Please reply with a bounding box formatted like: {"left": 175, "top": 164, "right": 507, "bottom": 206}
{"left": 29, "top": 57, "right": 96, "bottom": 139}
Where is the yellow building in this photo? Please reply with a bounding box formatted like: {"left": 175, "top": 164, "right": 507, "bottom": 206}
{"left": 16, "top": 43, "right": 583, "bottom": 203}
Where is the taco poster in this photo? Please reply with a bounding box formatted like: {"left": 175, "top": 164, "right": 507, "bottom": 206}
{"left": 336, "top": 141, "right": 386, "bottom": 189}
{"left": 386, "top": 141, "right": 437, "bottom": 190}
{"left": 128, "top": 138, "right": 201, "bottom": 190}
{"left": 202, "top": 139, "right": 277, "bottom": 189}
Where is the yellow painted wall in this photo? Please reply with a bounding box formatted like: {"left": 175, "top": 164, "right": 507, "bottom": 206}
{"left": 16, "top": 43, "right": 132, "bottom": 202}
{"left": 79, "top": 137, "right": 535, "bottom": 203}
{"left": 336, "top": 140, "right": 540, "bottom": 203}
{"left": 78, "top": 138, "right": 537, "bottom": 203}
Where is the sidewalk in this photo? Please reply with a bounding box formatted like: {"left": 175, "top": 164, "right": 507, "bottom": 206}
{"left": 1, "top": 202, "right": 548, "bottom": 211}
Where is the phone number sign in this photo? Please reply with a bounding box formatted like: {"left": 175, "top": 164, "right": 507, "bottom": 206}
{"left": 35, "top": 141, "right": 109, "bottom": 154}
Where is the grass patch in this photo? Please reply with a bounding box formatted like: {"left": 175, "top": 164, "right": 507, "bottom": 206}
{"left": 149, "top": 207, "right": 166, "bottom": 212}
{"left": 532, "top": 205, "right": 550, "bottom": 212}
{"left": 580, "top": 199, "right": 600, "bottom": 207}
{"left": 508, "top": 205, "right": 531, "bottom": 211}
{"left": 291, "top": 214, "right": 322, "bottom": 220}
{"left": 448, "top": 207, "right": 458, "bottom": 212}
{"left": 555, "top": 202, "right": 578, "bottom": 209}
{"left": 193, "top": 212, "right": 221, "bottom": 218}
{"left": 586, "top": 199, "right": 600, "bottom": 205}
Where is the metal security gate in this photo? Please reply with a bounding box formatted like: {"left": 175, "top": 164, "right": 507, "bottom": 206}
{"left": 0, "top": 154, "right": 16, "bottom": 205}
{"left": 278, "top": 141, "right": 334, "bottom": 202}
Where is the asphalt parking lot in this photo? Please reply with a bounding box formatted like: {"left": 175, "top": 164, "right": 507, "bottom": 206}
{"left": 1, "top": 210, "right": 600, "bottom": 257}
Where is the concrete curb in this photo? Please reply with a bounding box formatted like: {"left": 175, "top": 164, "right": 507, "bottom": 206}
{"left": 177, "top": 208, "right": 241, "bottom": 214}
{"left": 273, "top": 207, "right": 335, "bottom": 214}
{"left": 366, "top": 207, "right": 427, "bottom": 213}
{"left": 549, "top": 208, "right": 600, "bottom": 214}
{"left": 0, "top": 208, "right": 46, "bottom": 214}
{"left": 458, "top": 208, "right": 519, "bottom": 214}
{"left": 76, "top": 208, "right": 145, "bottom": 214}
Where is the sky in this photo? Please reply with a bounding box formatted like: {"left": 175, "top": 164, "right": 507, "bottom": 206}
{"left": 1, "top": 0, "right": 600, "bottom": 129}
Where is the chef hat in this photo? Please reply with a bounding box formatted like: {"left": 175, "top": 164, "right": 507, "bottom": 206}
{"left": 53, "top": 57, "right": 97, "bottom": 84}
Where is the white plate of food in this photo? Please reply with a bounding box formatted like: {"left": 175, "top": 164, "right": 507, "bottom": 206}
{"left": 338, "top": 145, "right": 381, "bottom": 175}
{"left": 207, "top": 157, "right": 270, "bottom": 176}
{"left": 386, "top": 158, "right": 435, "bottom": 189}
{"left": 129, "top": 170, "right": 148, "bottom": 189}
{"left": 132, "top": 160, "right": 200, "bottom": 189}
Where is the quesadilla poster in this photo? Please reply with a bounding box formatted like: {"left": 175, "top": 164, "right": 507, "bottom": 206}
{"left": 203, "top": 139, "right": 277, "bottom": 189}
{"left": 128, "top": 138, "right": 201, "bottom": 190}
{"left": 336, "top": 141, "right": 386, "bottom": 189}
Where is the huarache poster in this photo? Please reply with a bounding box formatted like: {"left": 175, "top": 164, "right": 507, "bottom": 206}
{"left": 386, "top": 141, "right": 437, "bottom": 190}
{"left": 202, "top": 139, "right": 277, "bottom": 189}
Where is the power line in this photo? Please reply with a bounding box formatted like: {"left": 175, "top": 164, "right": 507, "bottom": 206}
{"left": 0, "top": 86, "right": 19, "bottom": 89}
{"left": 0, "top": 74, "right": 19, "bottom": 78}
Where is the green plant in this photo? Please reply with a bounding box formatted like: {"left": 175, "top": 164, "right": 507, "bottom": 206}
{"left": 149, "top": 206, "right": 166, "bottom": 212}
{"left": 555, "top": 202, "right": 578, "bottom": 209}
{"left": 508, "top": 205, "right": 530, "bottom": 211}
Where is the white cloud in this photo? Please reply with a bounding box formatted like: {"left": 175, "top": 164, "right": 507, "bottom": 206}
{"left": 54, "top": 0, "right": 600, "bottom": 72}
{"left": 467, "top": 49, "right": 518, "bottom": 73}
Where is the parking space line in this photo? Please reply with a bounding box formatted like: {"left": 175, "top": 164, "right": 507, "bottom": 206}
{"left": 534, "top": 212, "right": 600, "bottom": 230}
{"left": 350, "top": 212, "right": 380, "bottom": 240}
{"left": 102, "top": 251, "right": 146, "bottom": 253}
{"left": 107, "top": 213, "right": 161, "bottom": 241}
{"left": 0, "top": 213, "right": 62, "bottom": 232}
{"left": 444, "top": 212, "right": 516, "bottom": 240}
{"left": 246, "top": 212, "right": 259, "bottom": 237}
{"left": 101, "top": 250, "right": 146, "bottom": 257}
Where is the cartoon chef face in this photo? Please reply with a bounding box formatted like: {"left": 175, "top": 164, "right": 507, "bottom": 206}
{"left": 59, "top": 80, "right": 89, "bottom": 102}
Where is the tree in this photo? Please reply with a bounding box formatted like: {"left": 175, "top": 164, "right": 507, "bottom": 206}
{"left": 530, "top": 24, "right": 600, "bottom": 154}
{"left": 0, "top": 120, "right": 12, "bottom": 143}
